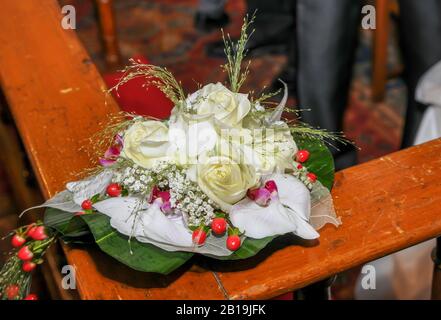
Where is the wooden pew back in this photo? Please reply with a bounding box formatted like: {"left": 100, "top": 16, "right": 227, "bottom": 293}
{"left": 1, "top": 0, "right": 441, "bottom": 299}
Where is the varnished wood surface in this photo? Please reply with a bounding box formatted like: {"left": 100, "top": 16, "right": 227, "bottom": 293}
{"left": 1, "top": 0, "right": 441, "bottom": 300}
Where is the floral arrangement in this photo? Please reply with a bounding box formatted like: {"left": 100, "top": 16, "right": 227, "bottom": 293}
{"left": 0, "top": 16, "right": 345, "bottom": 300}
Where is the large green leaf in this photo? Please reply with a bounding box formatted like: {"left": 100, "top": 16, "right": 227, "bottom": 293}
{"left": 44, "top": 208, "right": 90, "bottom": 238}
{"left": 296, "top": 137, "right": 335, "bottom": 191}
{"left": 44, "top": 209, "right": 193, "bottom": 274}
{"left": 215, "top": 236, "right": 275, "bottom": 260}
{"left": 80, "top": 213, "right": 193, "bottom": 274}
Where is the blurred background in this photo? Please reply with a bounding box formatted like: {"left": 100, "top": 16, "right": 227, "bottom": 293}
{"left": 1, "top": 0, "right": 441, "bottom": 299}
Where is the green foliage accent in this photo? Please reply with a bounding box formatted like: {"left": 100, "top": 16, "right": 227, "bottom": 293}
{"left": 296, "top": 137, "right": 335, "bottom": 191}
{"left": 81, "top": 214, "right": 193, "bottom": 274}
{"left": 44, "top": 208, "right": 192, "bottom": 274}
{"left": 290, "top": 122, "right": 354, "bottom": 150}
{"left": 216, "top": 236, "right": 275, "bottom": 260}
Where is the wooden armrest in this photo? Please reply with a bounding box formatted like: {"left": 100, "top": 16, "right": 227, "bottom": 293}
{"left": 1, "top": 0, "right": 441, "bottom": 300}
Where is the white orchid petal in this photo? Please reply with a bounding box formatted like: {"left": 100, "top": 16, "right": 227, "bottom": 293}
{"left": 93, "top": 197, "right": 145, "bottom": 220}
{"left": 265, "top": 174, "right": 311, "bottom": 221}
{"left": 66, "top": 170, "right": 113, "bottom": 206}
{"left": 138, "top": 203, "right": 193, "bottom": 247}
{"left": 230, "top": 197, "right": 298, "bottom": 238}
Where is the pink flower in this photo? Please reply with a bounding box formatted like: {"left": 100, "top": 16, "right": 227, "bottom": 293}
{"left": 247, "top": 188, "right": 272, "bottom": 207}
{"left": 160, "top": 201, "right": 173, "bottom": 214}
{"left": 264, "top": 180, "right": 278, "bottom": 195}
{"left": 158, "top": 191, "right": 170, "bottom": 202}
{"left": 99, "top": 134, "right": 123, "bottom": 167}
{"left": 149, "top": 186, "right": 171, "bottom": 204}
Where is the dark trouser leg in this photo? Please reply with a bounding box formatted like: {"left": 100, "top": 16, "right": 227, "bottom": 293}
{"left": 294, "top": 276, "right": 336, "bottom": 300}
{"left": 432, "top": 237, "right": 441, "bottom": 299}
{"left": 204, "top": 0, "right": 295, "bottom": 57}
{"left": 398, "top": 0, "right": 441, "bottom": 148}
{"left": 296, "top": 0, "right": 360, "bottom": 170}
{"left": 296, "top": 0, "right": 360, "bottom": 132}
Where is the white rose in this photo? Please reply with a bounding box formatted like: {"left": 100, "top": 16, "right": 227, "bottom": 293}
{"left": 187, "top": 82, "right": 251, "bottom": 128}
{"left": 255, "top": 126, "right": 298, "bottom": 174}
{"left": 192, "top": 154, "right": 258, "bottom": 212}
{"left": 230, "top": 126, "right": 298, "bottom": 175}
{"left": 122, "top": 120, "right": 169, "bottom": 168}
{"left": 168, "top": 113, "right": 218, "bottom": 165}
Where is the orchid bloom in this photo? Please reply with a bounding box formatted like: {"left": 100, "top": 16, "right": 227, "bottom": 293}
{"left": 247, "top": 180, "right": 278, "bottom": 207}
{"left": 99, "top": 134, "right": 123, "bottom": 167}
{"left": 149, "top": 186, "right": 173, "bottom": 214}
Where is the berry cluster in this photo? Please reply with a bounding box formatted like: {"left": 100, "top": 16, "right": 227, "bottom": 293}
{"left": 293, "top": 149, "right": 318, "bottom": 190}
{"left": 192, "top": 213, "right": 242, "bottom": 252}
{"left": 0, "top": 223, "right": 53, "bottom": 300}
{"left": 75, "top": 182, "right": 126, "bottom": 216}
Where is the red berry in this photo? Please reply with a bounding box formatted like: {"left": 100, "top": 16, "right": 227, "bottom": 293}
{"left": 24, "top": 294, "right": 38, "bottom": 300}
{"left": 226, "top": 235, "right": 241, "bottom": 251}
{"left": 297, "top": 164, "right": 303, "bottom": 169}
{"left": 211, "top": 218, "right": 227, "bottom": 235}
{"left": 11, "top": 234, "right": 26, "bottom": 248}
{"left": 26, "top": 225, "right": 37, "bottom": 237}
{"left": 5, "top": 284, "right": 20, "bottom": 300}
{"left": 192, "top": 228, "right": 207, "bottom": 245}
{"left": 296, "top": 150, "right": 310, "bottom": 163}
{"left": 30, "top": 226, "right": 48, "bottom": 241}
{"left": 22, "top": 261, "right": 36, "bottom": 272}
{"left": 17, "top": 246, "right": 33, "bottom": 261}
{"left": 106, "top": 183, "right": 122, "bottom": 197}
{"left": 81, "top": 199, "right": 93, "bottom": 210}
{"left": 306, "top": 172, "right": 317, "bottom": 183}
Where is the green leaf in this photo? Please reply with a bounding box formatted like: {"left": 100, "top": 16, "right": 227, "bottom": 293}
{"left": 215, "top": 236, "right": 275, "bottom": 260}
{"left": 44, "top": 208, "right": 90, "bottom": 238}
{"left": 296, "top": 137, "right": 335, "bottom": 191}
{"left": 90, "top": 193, "right": 101, "bottom": 203}
{"left": 80, "top": 213, "right": 193, "bottom": 274}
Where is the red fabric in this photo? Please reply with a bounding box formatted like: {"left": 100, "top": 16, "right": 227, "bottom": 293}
{"left": 103, "top": 55, "right": 174, "bottom": 119}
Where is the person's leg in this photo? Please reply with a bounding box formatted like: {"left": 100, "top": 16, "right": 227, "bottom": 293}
{"left": 195, "top": 0, "right": 229, "bottom": 32}
{"left": 296, "top": 0, "right": 360, "bottom": 169}
{"left": 197, "top": 0, "right": 227, "bottom": 18}
{"left": 205, "top": 0, "right": 296, "bottom": 57}
{"left": 398, "top": 0, "right": 441, "bottom": 148}
{"left": 296, "top": 0, "right": 360, "bottom": 132}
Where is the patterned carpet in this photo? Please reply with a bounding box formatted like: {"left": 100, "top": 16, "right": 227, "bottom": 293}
{"left": 0, "top": 0, "right": 407, "bottom": 299}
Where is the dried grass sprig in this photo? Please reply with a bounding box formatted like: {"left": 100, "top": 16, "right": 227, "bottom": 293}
{"left": 253, "top": 88, "right": 282, "bottom": 105}
{"left": 108, "top": 59, "right": 186, "bottom": 105}
{"left": 287, "top": 121, "right": 357, "bottom": 150}
{"left": 221, "top": 12, "right": 256, "bottom": 92}
{"left": 75, "top": 111, "right": 142, "bottom": 178}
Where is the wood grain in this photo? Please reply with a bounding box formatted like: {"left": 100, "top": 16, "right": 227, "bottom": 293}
{"left": 1, "top": 0, "right": 441, "bottom": 300}
{"left": 0, "top": 0, "right": 224, "bottom": 299}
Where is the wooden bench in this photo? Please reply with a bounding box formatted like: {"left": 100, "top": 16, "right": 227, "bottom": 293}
{"left": 1, "top": 0, "right": 441, "bottom": 299}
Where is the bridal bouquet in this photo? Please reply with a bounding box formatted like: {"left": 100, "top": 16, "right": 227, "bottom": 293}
{"left": 0, "top": 16, "right": 344, "bottom": 300}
